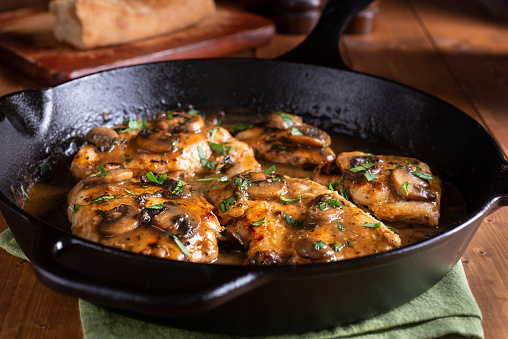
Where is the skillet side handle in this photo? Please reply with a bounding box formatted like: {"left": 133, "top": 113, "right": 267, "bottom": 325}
{"left": 276, "top": 0, "right": 374, "bottom": 70}
{"left": 489, "top": 161, "right": 508, "bottom": 209}
{"left": 29, "top": 224, "right": 272, "bottom": 316}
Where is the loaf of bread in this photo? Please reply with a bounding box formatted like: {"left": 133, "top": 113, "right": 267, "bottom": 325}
{"left": 49, "top": 0, "right": 216, "bottom": 49}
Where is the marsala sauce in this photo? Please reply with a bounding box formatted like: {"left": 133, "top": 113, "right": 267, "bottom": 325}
{"left": 21, "top": 130, "right": 467, "bottom": 265}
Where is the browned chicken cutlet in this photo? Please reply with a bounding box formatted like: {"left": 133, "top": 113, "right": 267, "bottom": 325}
{"left": 314, "top": 151, "right": 442, "bottom": 226}
{"left": 67, "top": 168, "right": 223, "bottom": 263}
{"left": 205, "top": 169, "right": 401, "bottom": 265}
{"left": 232, "top": 112, "right": 335, "bottom": 168}
{"left": 71, "top": 111, "right": 260, "bottom": 181}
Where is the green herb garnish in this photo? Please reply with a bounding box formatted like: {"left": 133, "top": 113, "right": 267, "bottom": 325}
{"left": 232, "top": 124, "right": 253, "bottom": 133}
{"left": 147, "top": 203, "right": 164, "bottom": 209}
{"left": 411, "top": 171, "right": 438, "bottom": 181}
{"left": 332, "top": 241, "right": 344, "bottom": 251}
{"left": 219, "top": 195, "right": 236, "bottom": 213}
{"left": 314, "top": 240, "right": 327, "bottom": 250}
{"left": 284, "top": 213, "right": 300, "bottom": 226}
{"left": 248, "top": 217, "right": 266, "bottom": 226}
{"left": 120, "top": 118, "right": 148, "bottom": 133}
{"left": 362, "top": 222, "right": 382, "bottom": 229}
{"left": 279, "top": 194, "right": 302, "bottom": 204}
{"left": 208, "top": 141, "right": 234, "bottom": 156}
{"left": 290, "top": 127, "right": 302, "bottom": 136}
{"left": 69, "top": 204, "right": 85, "bottom": 212}
{"left": 275, "top": 112, "right": 294, "bottom": 127}
{"left": 349, "top": 162, "right": 375, "bottom": 173}
{"left": 171, "top": 179, "right": 186, "bottom": 194}
{"left": 20, "top": 185, "right": 31, "bottom": 200}
{"left": 96, "top": 165, "right": 108, "bottom": 177}
{"left": 400, "top": 182, "right": 409, "bottom": 195}
{"left": 173, "top": 236, "right": 190, "bottom": 257}
{"left": 124, "top": 189, "right": 137, "bottom": 196}
{"left": 197, "top": 146, "right": 215, "bottom": 169}
{"left": 263, "top": 165, "right": 276, "bottom": 174}
{"left": 91, "top": 195, "right": 121, "bottom": 203}
{"left": 40, "top": 162, "right": 51, "bottom": 176}
{"left": 146, "top": 172, "right": 167, "bottom": 185}
{"left": 364, "top": 173, "right": 378, "bottom": 181}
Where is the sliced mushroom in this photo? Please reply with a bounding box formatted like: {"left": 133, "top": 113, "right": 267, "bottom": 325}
{"left": 246, "top": 249, "right": 281, "bottom": 265}
{"left": 83, "top": 168, "right": 133, "bottom": 187}
{"left": 293, "top": 237, "right": 335, "bottom": 261}
{"left": 266, "top": 112, "right": 303, "bottom": 130}
{"left": 303, "top": 193, "right": 343, "bottom": 228}
{"left": 162, "top": 178, "right": 192, "bottom": 199}
{"left": 156, "top": 112, "right": 205, "bottom": 133}
{"left": 134, "top": 129, "right": 179, "bottom": 153}
{"left": 232, "top": 171, "right": 287, "bottom": 199}
{"left": 97, "top": 204, "right": 140, "bottom": 236}
{"left": 336, "top": 153, "right": 382, "bottom": 180}
{"left": 233, "top": 125, "right": 264, "bottom": 140}
{"left": 391, "top": 167, "right": 436, "bottom": 200}
{"left": 288, "top": 125, "right": 331, "bottom": 147}
{"left": 86, "top": 127, "right": 119, "bottom": 152}
{"left": 150, "top": 205, "right": 201, "bottom": 236}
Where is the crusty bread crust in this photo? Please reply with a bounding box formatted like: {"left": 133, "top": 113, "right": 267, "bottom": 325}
{"left": 49, "top": 0, "right": 216, "bottom": 49}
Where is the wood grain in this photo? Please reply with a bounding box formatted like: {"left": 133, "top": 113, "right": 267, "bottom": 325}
{"left": 0, "top": 4, "right": 274, "bottom": 85}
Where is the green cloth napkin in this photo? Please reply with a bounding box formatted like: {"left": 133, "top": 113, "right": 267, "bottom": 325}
{"left": 1, "top": 228, "right": 484, "bottom": 339}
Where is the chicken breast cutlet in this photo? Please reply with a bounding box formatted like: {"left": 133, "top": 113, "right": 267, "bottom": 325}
{"left": 232, "top": 112, "right": 335, "bottom": 168}
{"left": 314, "top": 151, "right": 442, "bottom": 226}
{"left": 67, "top": 168, "right": 223, "bottom": 263}
{"left": 71, "top": 111, "right": 260, "bottom": 181}
{"left": 206, "top": 169, "right": 401, "bottom": 265}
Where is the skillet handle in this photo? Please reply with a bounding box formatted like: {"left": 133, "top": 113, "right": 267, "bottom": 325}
{"left": 29, "top": 224, "right": 272, "bottom": 316}
{"left": 277, "top": 0, "right": 374, "bottom": 70}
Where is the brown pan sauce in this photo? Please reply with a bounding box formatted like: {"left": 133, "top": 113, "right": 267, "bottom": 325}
{"left": 21, "top": 129, "right": 467, "bottom": 265}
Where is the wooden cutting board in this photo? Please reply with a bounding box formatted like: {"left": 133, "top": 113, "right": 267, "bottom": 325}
{"left": 0, "top": 4, "right": 275, "bottom": 85}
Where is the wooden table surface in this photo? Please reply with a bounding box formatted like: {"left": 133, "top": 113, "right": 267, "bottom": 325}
{"left": 1, "top": 0, "right": 507, "bottom": 337}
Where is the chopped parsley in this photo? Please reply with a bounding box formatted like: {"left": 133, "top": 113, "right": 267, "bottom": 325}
{"left": 96, "top": 165, "right": 108, "bottom": 177}
{"left": 290, "top": 127, "right": 302, "bottom": 136}
{"left": 400, "top": 182, "right": 409, "bottom": 195}
{"left": 208, "top": 141, "right": 234, "bottom": 156}
{"left": 327, "top": 176, "right": 343, "bottom": 190}
{"left": 40, "top": 162, "right": 50, "bottom": 176}
{"left": 20, "top": 185, "right": 31, "bottom": 200}
{"left": 339, "top": 187, "right": 351, "bottom": 201}
{"left": 209, "top": 125, "right": 219, "bottom": 142}
{"left": 173, "top": 236, "right": 190, "bottom": 257}
{"left": 349, "top": 162, "right": 376, "bottom": 173}
{"left": 314, "top": 240, "right": 327, "bottom": 250}
{"left": 362, "top": 221, "right": 382, "bottom": 229}
{"left": 91, "top": 195, "right": 121, "bottom": 203}
{"left": 146, "top": 172, "right": 167, "bottom": 185}
{"left": 364, "top": 173, "right": 378, "bottom": 181}
{"left": 232, "top": 124, "right": 253, "bottom": 133}
{"left": 263, "top": 165, "right": 276, "bottom": 174}
{"left": 279, "top": 194, "right": 302, "bottom": 204}
{"left": 124, "top": 189, "right": 137, "bottom": 196}
{"left": 69, "top": 204, "right": 85, "bottom": 212}
{"left": 284, "top": 213, "right": 300, "bottom": 226}
{"left": 275, "top": 112, "right": 294, "bottom": 127}
{"left": 120, "top": 118, "right": 148, "bottom": 133}
{"left": 147, "top": 203, "right": 164, "bottom": 209}
{"left": 331, "top": 241, "right": 344, "bottom": 251}
{"left": 337, "top": 222, "right": 345, "bottom": 231}
{"left": 411, "top": 171, "right": 438, "bottom": 181}
{"left": 319, "top": 198, "right": 342, "bottom": 210}
{"left": 248, "top": 217, "right": 266, "bottom": 226}
{"left": 387, "top": 225, "right": 399, "bottom": 234}
{"left": 219, "top": 195, "right": 236, "bottom": 213}
{"left": 171, "top": 179, "right": 186, "bottom": 194}
{"left": 197, "top": 146, "right": 215, "bottom": 169}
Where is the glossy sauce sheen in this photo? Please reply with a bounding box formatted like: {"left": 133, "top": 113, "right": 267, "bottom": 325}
{"left": 21, "top": 130, "right": 466, "bottom": 265}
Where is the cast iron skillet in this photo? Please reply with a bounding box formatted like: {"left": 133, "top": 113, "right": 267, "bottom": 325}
{"left": 0, "top": 0, "right": 507, "bottom": 335}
